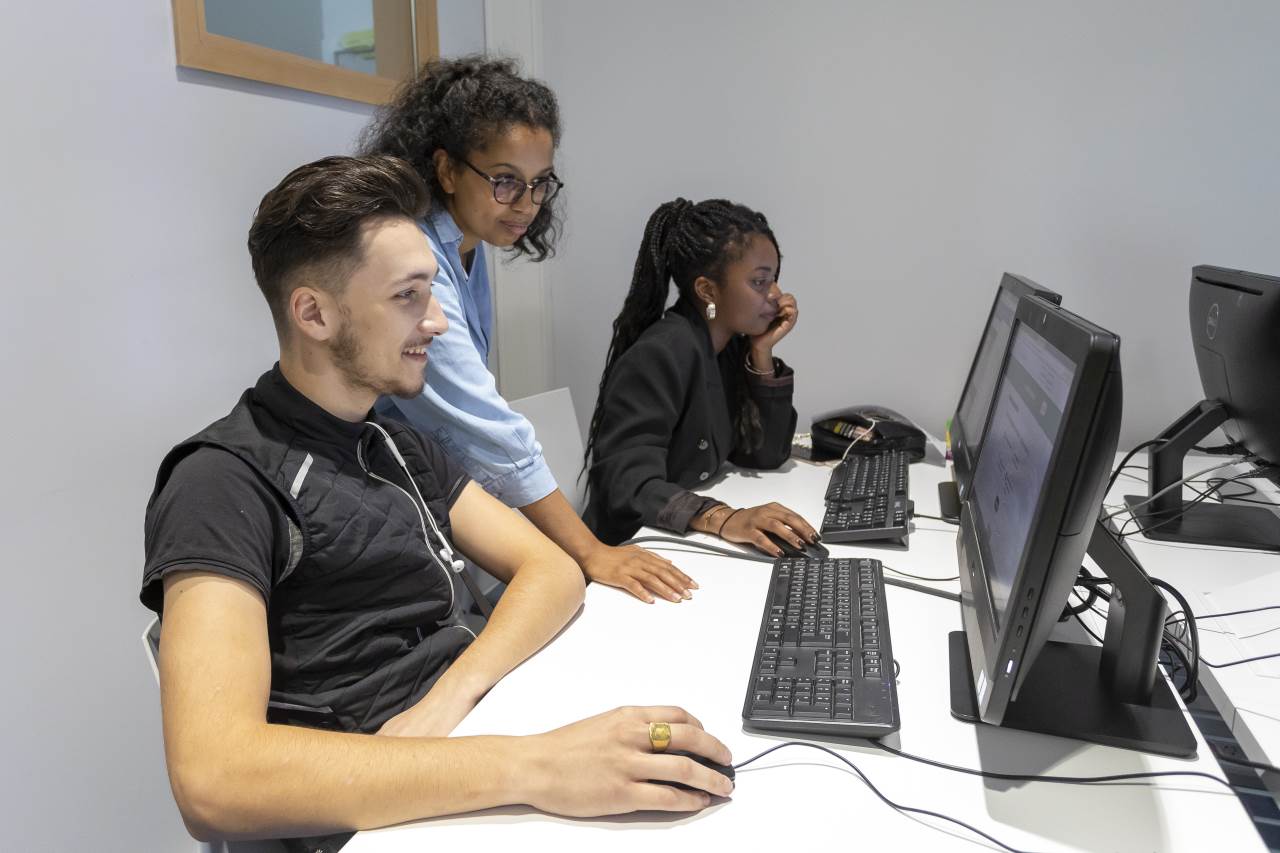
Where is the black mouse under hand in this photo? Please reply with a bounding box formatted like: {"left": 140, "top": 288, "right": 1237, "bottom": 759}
{"left": 763, "top": 531, "right": 829, "bottom": 560}
{"left": 651, "top": 750, "right": 736, "bottom": 793}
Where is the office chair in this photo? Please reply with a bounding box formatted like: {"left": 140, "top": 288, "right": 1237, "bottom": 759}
{"left": 509, "top": 386, "right": 586, "bottom": 511}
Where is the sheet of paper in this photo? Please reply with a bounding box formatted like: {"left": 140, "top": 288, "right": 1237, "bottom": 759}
{"left": 1201, "top": 575, "right": 1280, "bottom": 679}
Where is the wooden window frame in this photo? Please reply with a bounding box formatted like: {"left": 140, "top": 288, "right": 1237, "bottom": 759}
{"left": 172, "top": 0, "right": 438, "bottom": 105}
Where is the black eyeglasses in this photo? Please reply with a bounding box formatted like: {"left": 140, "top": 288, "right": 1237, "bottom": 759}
{"left": 463, "top": 160, "right": 564, "bottom": 206}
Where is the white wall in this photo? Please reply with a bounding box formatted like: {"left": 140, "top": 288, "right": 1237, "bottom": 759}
{"left": 0, "top": 3, "right": 480, "bottom": 851}
{"left": 539, "top": 1, "right": 1280, "bottom": 448}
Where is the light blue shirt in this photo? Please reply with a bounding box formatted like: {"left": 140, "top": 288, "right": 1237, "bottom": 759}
{"left": 378, "top": 207, "right": 557, "bottom": 507}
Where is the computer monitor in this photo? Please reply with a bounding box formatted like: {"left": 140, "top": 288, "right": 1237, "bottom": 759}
{"left": 950, "top": 274, "right": 1062, "bottom": 502}
{"left": 1123, "top": 265, "right": 1280, "bottom": 551}
{"left": 950, "top": 294, "right": 1195, "bottom": 756}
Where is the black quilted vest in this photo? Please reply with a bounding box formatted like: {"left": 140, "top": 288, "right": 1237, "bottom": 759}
{"left": 148, "top": 366, "right": 474, "bottom": 733}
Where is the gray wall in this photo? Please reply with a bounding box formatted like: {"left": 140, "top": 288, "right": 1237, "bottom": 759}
{"left": 540, "top": 1, "right": 1280, "bottom": 447}
{"left": 0, "top": 2, "right": 480, "bottom": 851}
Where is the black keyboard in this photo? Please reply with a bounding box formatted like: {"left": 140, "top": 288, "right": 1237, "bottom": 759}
{"left": 821, "top": 451, "right": 910, "bottom": 545}
{"left": 742, "top": 557, "right": 900, "bottom": 739}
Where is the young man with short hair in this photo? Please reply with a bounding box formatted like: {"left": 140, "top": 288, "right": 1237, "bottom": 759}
{"left": 141, "top": 155, "right": 731, "bottom": 848}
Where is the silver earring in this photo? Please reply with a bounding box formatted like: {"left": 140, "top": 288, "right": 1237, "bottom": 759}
{"left": 706, "top": 302, "right": 717, "bottom": 320}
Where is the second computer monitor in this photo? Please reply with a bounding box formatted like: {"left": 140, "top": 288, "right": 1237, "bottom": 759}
{"left": 1191, "top": 264, "right": 1280, "bottom": 466}
{"left": 954, "top": 294, "right": 1121, "bottom": 728}
{"left": 951, "top": 273, "right": 1063, "bottom": 498}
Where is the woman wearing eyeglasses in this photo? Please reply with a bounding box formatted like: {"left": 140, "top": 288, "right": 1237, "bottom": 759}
{"left": 361, "top": 56, "right": 695, "bottom": 605}
{"left": 582, "top": 198, "right": 819, "bottom": 556}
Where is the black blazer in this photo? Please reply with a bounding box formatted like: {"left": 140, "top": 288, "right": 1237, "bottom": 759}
{"left": 583, "top": 299, "right": 797, "bottom": 545}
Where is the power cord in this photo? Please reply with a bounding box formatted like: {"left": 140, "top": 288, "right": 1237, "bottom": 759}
{"left": 1200, "top": 650, "right": 1280, "bottom": 669}
{"left": 1191, "top": 476, "right": 1275, "bottom": 506}
{"left": 1100, "top": 459, "right": 1244, "bottom": 522}
{"left": 1116, "top": 467, "right": 1280, "bottom": 538}
{"left": 865, "top": 739, "right": 1234, "bottom": 792}
{"left": 883, "top": 565, "right": 961, "bottom": 583}
{"left": 1105, "top": 437, "right": 1245, "bottom": 497}
{"left": 625, "top": 535, "right": 772, "bottom": 564}
{"left": 625, "top": 535, "right": 961, "bottom": 601}
{"left": 1106, "top": 439, "right": 1167, "bottom": 494}
{"left": 1181, "top": 605, "right": 1280, "bottom": 620}
{"left": 1067, "top": 570, "right": 1202, "bottom": 701}
{"left": 732, "top": 734, "right": 1240, "bottom": 853}
{"left": 733, "top": 741, "right": 1031, "bottom": 853}
{"left": 1043, "top": 527, "right": 1272, "bottom": 686}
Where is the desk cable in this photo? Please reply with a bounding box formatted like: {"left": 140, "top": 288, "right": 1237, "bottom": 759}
{"left": 1105, "top": 438, "right": 1246, "bottom": 496}
{"left": 1071, "top": 570, "right": 1280, "bottom": 698}
{"left": 732, "top": 740, "right": 1031, "bottom": 853}
{"left": 1099, "top": 458, "right": 1245, "bottom": 523}
{"left": 1103, "top": 439, "right": 1280, "bottom": 536}
{"left": 1114, "top": 466, "right": 1280, "bottom": 539}
{"left": 732, "top": 734, "right": 1251, "bottom": 853}
{"left": 624, "top": 536, "right": 960, "bottom": 601}
{"left": 911, "top": 512, "right": 958, "bottom": 525}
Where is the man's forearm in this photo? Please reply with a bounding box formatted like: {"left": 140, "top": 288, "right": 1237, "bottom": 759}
{"left": 429, "top": 549, "right": 585, "bottom": 707}
{"left": 519, "top": 489, "right": 602, "bottom": 564}
{"left": 171, "top": 719, "right": 536, "bottom": 840}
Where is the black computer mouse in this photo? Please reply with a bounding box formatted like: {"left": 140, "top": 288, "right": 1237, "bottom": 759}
{"left": 764, "top": 531, "right": 829, "bottom": 560}
{"left": 654, "top": 750, "right": 736, "bottom": 792}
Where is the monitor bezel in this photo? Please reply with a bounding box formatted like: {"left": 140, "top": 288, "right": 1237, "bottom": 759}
{"left": 951, "top": 273, "right": 1063, "bottom": 499}
{"left": 956, "top": 294, "right": 1121, "bottom": 726}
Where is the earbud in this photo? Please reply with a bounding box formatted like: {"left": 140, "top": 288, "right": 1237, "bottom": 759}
{"left": 440, "top": 547, "right": 465, "bottom": 574}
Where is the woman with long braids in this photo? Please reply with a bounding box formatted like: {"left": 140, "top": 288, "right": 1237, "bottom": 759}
{"left": 582, "top": 198, "right": 819, "bottom": 555}
{"left": 361, "top": 56, "right": 694, "bottom": 604}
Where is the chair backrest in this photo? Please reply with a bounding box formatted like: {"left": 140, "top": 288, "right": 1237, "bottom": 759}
{"left": 142, "top": 616, "right": 161, "bottom": 685}
{"left": 509, "top": 386, "right": 586, "bottom": 512}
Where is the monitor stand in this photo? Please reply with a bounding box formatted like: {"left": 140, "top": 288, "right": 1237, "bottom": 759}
{"left": 949, "top": 519, "right": 1197, "bottom": 758}
{"left": 1123, "top": 400, "right": 1280, "bottom": 552}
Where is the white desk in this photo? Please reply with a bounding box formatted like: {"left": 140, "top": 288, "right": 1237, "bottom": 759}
{"left": 349, "top": 456, "right": 1265, "bottom": 852}
{"left": 1098, "top": 454, "right": 1280, "bottom": 774}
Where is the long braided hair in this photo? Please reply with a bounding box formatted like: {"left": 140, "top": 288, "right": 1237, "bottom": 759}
{"left": 582, "top": 198, "right": 782, "bottom": 479}
{"left": 359, "top": 54, "right": 562, "bottom": 261}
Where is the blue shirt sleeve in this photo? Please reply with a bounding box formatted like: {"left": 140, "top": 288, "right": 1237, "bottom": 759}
{"left": 382, "top": 250, "right": 558, "bottom": 509}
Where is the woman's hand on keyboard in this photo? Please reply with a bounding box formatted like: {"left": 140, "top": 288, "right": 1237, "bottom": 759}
{"left": 720, "top": 502, "right": 819, "bottom": 556}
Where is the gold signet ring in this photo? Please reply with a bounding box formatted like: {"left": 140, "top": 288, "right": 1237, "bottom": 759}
{"left": 648, "top": 721, "right": 672, "bottom": 752}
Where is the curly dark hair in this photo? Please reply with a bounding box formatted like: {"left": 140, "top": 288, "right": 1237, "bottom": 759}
{"left": 582, "top": 198, "right": 782, "bottom": 478}
{"left": 359, "top": 54, "right": 563, "bottom": 261}
{"left": 247, "top": 154, "right": 429, "bottom": 334}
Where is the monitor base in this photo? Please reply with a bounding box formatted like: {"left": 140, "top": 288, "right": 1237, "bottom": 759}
{"left": 1122, "top": 495, "right": 1280, "bottom": 552}
{"left": 948, "top": 631, "right": 1196, "bottom": 758}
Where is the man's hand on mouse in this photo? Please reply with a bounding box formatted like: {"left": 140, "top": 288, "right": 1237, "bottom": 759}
{"left": 718, "top": 502, "right": 819, "bottom": 557}
{"left": 517, "top": 705, "right": 733, "bottom": 816}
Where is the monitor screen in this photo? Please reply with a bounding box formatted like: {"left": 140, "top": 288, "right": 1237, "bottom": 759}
{"left": 956, "top": 288, "right": 1019, "bottom": 454}
{"left": 969, "top": 322, "right": 1075, "bottom": 631}
{"left": 951, "top": 274, "right": 1063, "bottom": 497}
